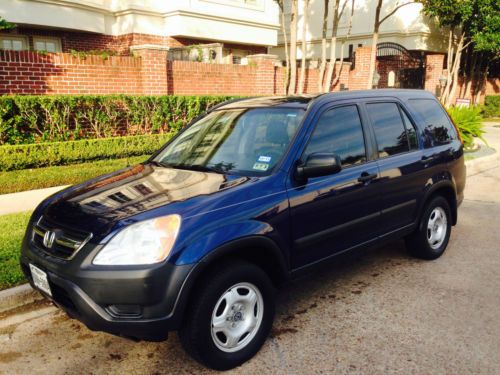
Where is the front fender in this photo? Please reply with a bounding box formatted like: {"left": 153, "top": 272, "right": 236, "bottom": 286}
{"left": 172, "top": 219, "right": 284, "bottom": 266}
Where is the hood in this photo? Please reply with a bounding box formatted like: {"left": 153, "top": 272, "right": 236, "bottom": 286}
{"left": 43, "top": 163, "right": 251, "bottom": 237}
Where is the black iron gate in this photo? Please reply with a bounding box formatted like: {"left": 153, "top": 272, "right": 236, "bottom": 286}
{"left": 376, "top": 42, "right": 425, "bottom": 89}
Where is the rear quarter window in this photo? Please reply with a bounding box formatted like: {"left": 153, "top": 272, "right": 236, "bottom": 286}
{"left": 409, "top": 99, "right": 457, "bottom": 148}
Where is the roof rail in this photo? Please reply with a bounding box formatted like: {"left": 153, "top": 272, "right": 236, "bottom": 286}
{"left": 207, "top": 97, "right": 255, "bottom": 112}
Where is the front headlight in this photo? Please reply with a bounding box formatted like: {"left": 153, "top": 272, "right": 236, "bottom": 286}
{"left": 93, "top": 215, "right": 181, "bottom": 265}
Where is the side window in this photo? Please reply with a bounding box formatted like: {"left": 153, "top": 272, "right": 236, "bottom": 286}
{"left": 303, "top": 105, "right": 366, "bottom": 168}
{"left": 367, "top": 102, "right": 409, "bottom": 157}
{"left": 409, "top": 99, "right": 457, "bottom": 147}
{"left": 400, "top": 109, "right": 418, "bottom": 150}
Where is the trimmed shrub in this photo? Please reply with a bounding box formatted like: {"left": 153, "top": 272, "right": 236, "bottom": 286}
{"left": 447, "top": 106, "right": 485, "bottom": 150}
{"left": 481, "top": 95, "right": 500, "bottom": 118}
{"left": 0, "top": 134, "right": 172, "bottom": 171}
{"left": 0, "top": 95, "right": 239, "bottom": 145}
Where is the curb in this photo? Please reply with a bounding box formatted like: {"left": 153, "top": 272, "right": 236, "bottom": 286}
{"left": 0, "top": 283, "right": 44, "bottom": 314}
{"left": 465, "top": 149, "right": 500, "bottom": 176}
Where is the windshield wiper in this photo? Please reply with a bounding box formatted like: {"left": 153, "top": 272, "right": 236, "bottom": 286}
{"left": 182, "top": 164, "right": 226, "bottom": 174}
{"left": 149, "top": 160, "right": 172, "bottom": 168}
{"left": 151, "top": 161, "right": 226, "bottom": 174}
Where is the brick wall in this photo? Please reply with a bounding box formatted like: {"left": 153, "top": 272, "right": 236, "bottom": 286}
{"left": 348, "top": 46, "right": 372, "bottom": 91}
{"left": 1, "top": 46, "right": 495, "bottom": 98}
{"left": 0, "top": 49, "right": 349, "bottom": 96}
{"left": 424, "top": 54, "right": 445, "bottom": 95}
{"left": 0, "top": 51, "right": 142, "bottom": 95}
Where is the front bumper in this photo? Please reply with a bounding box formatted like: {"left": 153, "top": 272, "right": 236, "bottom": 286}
{"left": 20, "top": 245, "right": 195, "bottom": 341}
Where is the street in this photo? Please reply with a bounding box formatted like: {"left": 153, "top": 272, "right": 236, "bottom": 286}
{"left": 1, "top": 128, "right": 499, "bottom": 375}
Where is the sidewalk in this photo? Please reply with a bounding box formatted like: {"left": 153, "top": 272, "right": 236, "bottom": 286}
{"left": 0, "top": 185, "right": 68, "bottom": 215}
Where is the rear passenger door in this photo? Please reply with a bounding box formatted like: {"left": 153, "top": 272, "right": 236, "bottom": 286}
{"left": 363, "top": 101, "right": 425, "bottom": 232}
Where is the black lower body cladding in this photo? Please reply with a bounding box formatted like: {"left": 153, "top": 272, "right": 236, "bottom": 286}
{"left": 20, "top": 248, "right": 195, "bottom": 341}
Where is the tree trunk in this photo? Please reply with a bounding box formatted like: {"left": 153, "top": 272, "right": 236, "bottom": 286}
{"left": 332, "top": 0, "right": 355, "bottom": 89}
{"left": 441, "top": 28, "right": 454, "bottom": 105}
{"left": 367, "top": 0, "right": 382, "bottom": 89}
{"left": 474, "top": 62, "right": 488, "bottom": 105}
{"left": 464, "top": 51, "right": 476, "bottom": 100}
{"left": 446, "top": 32, "right": 465, "bottom": 107}
{"left": 323, "top": 0, "right": 341, "bottom": 92}
{"left": 318, "top": 0, "right": 330, "bottom": 92}
{"left": 280, "top": 3, "right": 290, "bottom": 94}
{"left": 298, "top": 0, "right": 309, "bottom": 94}
{"left": 288, "top": 0, "right": 298, "bottom": 95}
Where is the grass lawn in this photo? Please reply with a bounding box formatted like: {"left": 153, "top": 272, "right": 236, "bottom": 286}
{"left": 0, "top": 211, "right": 32, "bottom": 290}
{"left": 0, "top": 155, "right": 148, "bottom": 195}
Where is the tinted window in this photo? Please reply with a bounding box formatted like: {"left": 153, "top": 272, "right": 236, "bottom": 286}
{"left": 367, "top": 102, "right": 409, "bottom": 157}
{"left": 155, "top": 108, "right": 304, "bottom": 176}
{"left": 303, "top": 106, "right": 366, "bottom": 167}
{"left": 409, "top": 99, "right": 457, "bottom": 147}
{"left": 401, "top": 109, "right": 418, "bottom": 150}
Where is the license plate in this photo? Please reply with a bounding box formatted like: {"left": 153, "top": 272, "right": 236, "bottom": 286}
{"left": 29, "top": 264, "right": 52, "bottom": 297}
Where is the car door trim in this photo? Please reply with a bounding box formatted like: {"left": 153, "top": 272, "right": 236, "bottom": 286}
{"left": 294, "top": 211, "right": 381, "bottom": 249}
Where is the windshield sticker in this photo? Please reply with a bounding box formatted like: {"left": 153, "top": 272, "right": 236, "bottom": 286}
{"left": 252, "top": 162, "right": 269, "bottom": 171}
{"left": 258, "top": 155, "right": 272, "bottom": 163}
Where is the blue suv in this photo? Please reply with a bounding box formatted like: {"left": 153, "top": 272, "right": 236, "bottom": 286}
{"left": 21, "top": 90, "right": 466, "bottom": 370}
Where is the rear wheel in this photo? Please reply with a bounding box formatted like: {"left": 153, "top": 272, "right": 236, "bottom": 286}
{"left": 405, "top": 196, "right": 452, "bottom": 260}
{"left": 179, "top": 261, "right": 275, "bottom": 370}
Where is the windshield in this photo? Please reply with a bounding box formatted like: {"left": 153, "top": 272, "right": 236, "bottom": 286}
{"left": 154, "top": 108, "right": 305, "bottom": 176}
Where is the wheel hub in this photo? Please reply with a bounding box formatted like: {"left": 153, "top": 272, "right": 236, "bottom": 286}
{"left": 427, "top": 206, "right": 447, "bottom": 250}
{"left": 211, "top": 282, "right": 264, "bottom": 353}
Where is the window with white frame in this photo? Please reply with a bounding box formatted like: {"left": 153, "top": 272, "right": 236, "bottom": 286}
{"left": 0, "top": 35, "right": 28, "bottom": 51}
{"left": 33, "top": 37, "right": 61, "bottom": 53}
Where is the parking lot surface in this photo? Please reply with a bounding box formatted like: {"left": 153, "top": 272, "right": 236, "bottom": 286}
{"left": 1, "top": 129, "right": 499, "bottom": 375}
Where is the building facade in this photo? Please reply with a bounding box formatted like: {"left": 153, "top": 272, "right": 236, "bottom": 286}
{"left": 0, "top": 0, "right": 280, "bottom": 62}
{"left": 270, "top": 0, "right": 446, "bottom": 62}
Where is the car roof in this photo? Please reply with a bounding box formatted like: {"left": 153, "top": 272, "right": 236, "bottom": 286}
{"left": 213, "top": 89, "right": 436, "bottom": 111}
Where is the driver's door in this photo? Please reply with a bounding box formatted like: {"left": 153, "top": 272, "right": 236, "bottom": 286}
{"left": 286, "top": 104, "right": 383, "bottom": 270}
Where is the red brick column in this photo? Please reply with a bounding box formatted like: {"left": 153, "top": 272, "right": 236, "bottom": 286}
{"left": 424, "top": 54, "right": 445, "bottom": 95}
{"left": 247, "top": 54, "right": 280, "bottom": 95}
{"left": 348, "top": 46, "right": 372, "bottom": 91}
{"left": 130, "top": 45, "right": 170, "bottom": 95}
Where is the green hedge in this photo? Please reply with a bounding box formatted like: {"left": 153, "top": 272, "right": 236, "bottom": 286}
{"left": 0, "top": 94, "right": 238, "bottom": 145}
{"left": 482, "top": 95, "right": 500, "bottom": 118}
{"left": 0, "top": 134, "right": 172, "bottom": 171}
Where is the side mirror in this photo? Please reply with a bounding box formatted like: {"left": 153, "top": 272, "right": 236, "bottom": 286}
{"left": 295, "top": 153, "right": 342, "bottom": 180}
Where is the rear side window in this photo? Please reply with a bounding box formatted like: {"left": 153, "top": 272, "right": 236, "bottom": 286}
{"left": 303, "top": 105, "right": 366, "bottom": 168}
{"left": 366, "top": 102, "right": 409, "bottom": 157}
{"left": 401, "top": 110, "right": 418, "bottom": 150}
{"left": 409, "top": 99, "right": 457, "bottom": 147}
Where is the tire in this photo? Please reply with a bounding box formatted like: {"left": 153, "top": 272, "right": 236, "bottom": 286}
{"left": 179, "top": 261, "right": 275, "bottom": 370}
{"left": 405, "top": 196, "right": 452, "bottom": 260}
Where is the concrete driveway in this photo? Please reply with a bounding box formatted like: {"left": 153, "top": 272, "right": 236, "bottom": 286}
{"left": 1, "top": 128, "right": 500, "bottom": 375}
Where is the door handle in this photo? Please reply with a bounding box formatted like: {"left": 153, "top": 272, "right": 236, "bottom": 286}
{"left": 358, "top": 172, "right": 377, "bottom": 183}
{"left": 420, "top": 156, "right": 436, "bottom": 164}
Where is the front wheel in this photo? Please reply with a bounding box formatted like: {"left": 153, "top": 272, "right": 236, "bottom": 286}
{"left": 179, "top": 261, "right": 275, "bottom": 370}
{"left": 405, "top": 196, "right": 452, "bottom": 260}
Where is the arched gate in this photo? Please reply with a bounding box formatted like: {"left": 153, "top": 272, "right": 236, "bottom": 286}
{"left": 376, "top": 42, "right": 425, "bottom": 89}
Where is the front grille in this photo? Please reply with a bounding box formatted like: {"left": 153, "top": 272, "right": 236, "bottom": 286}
{"left": 32, "top": 216, "right": 93, "bottom": 260}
